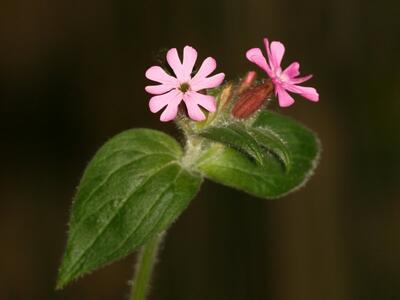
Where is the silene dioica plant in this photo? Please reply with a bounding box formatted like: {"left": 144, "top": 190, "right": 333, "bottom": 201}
{"left": 57, "top": 37, "right": 321, "bottom": 299}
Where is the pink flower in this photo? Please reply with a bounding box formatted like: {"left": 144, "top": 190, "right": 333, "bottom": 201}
{"left": 145, "top": 46, "right": 225, "bottom": 122}
{"left": 246, "top": 38, "right": 319, "bottom": 107}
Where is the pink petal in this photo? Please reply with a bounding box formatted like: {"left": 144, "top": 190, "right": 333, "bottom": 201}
{"left": 149, "top": 89, "right": 181, "bottom": 112}
{"left": 145, "top": 66, "right": 178, "bottom": 85}
{"left": 160, "top": 102, "right": 180, "bottom": 122}
{"left": 287, "top": 74, "right": 313, "bottom": 85}
{"left": 264, "top": 38, "right": 273, "bottom": 68}
{"left": 160, "top": 91, "right": 183, "bottom": 121}
{"left": 145, "top": 84, "right": 174, "bottom": 95}
{"left": 270, "top": 42, "right": 285, "bottom": 67}
{"left": 186, "top": 91, "right": 216, "bottom": 112}
{"left": 275, "top": 85, "right": 295, "bottom": 107}
{"left": 182, "top": 93, "right": 206, "bottom": 121}
{"left": 245, "top": 48, "right": 273, "bottom": 77}
{"left": 148, "top": 89, "right": 183, "bottom": 122}
{"left": 166, "top": 48, "right": 185, "bottom": 81}
{"left": 282, "top": 62, "right": 300, "bottom": 79}
{"left": 182, "top": 46, "right": 197, "bottom": 80}
{"left": 284, "top": 84, "right": 319, "bottom": 102}
{"left": 190, "top": 73, "right": 225, "bottom": 91}
{"left": 264, "top": 38, "right": 285, "bottom": 71}
{"left": 190, "top": 57, "right": 217, "bottom": 84}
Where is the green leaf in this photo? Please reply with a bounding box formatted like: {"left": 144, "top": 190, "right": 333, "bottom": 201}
{"left": 196, "top": 111, "right": 320, "bottom": 199}
{"left": 57, "top": 129, "right": 202, "bottom": 289}
{"left": 200, "top": 122, "right": 291, "bottom": 169}
{"left": 247, "top": 126, "right": 291, "bottom": 169}
{"left": 200, "top": 123, "right": 265, "bottom": 165}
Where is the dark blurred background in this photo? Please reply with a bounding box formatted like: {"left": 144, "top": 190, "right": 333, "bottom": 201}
{"left": 1, "top": 0, "right": 400, "bottom": 299}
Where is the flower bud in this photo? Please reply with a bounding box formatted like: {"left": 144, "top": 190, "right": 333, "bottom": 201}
{"left": 218, "top": 83, "right": 233, "bottom": 109}
{"left": 232, "top": 80, "right": 274, "bottom": 119}
{"left": 237, "top": 71, "right": 257, "bottom": 94}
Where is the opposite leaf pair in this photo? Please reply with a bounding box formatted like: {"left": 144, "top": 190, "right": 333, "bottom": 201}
{"left": 57, "top": 111, "right": 320, "bottom": 289}
{"left": 146, "top": 37, "right": 319, "bottom": 122}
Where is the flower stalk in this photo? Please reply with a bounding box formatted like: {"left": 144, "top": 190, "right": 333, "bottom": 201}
{"left": 130, "top": 233, "right": 165, "bottom": 300}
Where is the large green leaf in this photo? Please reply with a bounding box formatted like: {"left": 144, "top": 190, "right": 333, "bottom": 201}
{"left": 200, "top": 122, "right": 291, "bottom": 169}
{"left": 57, "top": 129, "right": 202, "bottom": 289}
{"left": 196, "top": 111, "right": 320, "bottom": 198}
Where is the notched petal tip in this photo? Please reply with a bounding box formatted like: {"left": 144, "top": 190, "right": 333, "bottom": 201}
{"left": 190, "top": 112, "right": 206, "bottom": 122}
{"left": 279, "top": 100, "right": 295, "bottom": 107}
{"left": 183, "top": 45, "right": 196, "bottom": 53}
{"left": 269, "top": 41, "right": 285, "bottom": 68}
{"left": 283, "top": 84, "right": 319, "bottom": 103}
{"left": 145, "top": 66, "right": 159, "bottom": 79}
{"left": 270, "top": 41, "right": 285, "bottom": 51}
{"left": 159, "top": 104, "right": 180, "bottom": 122}
{"left": 215, "top": 72, "right": 225, "bottom": 83}
{"left": 246, "top": 48, "right": 262, "bottom": 61}
{"left": 307, "top": 91, "right": 319, "bottom": 102}
{"left": 166, "top": 47, "right": 179, "bottom": 59}
{"left": 145, "top": 65, "right": 178, "bottom": 86}
{"left": 182, "top": 46, "right": 198, "bottom": 78}
{"left": 159, "top": 114, "right": 174, "bottom": 122}
{"left": 201, "top": 57, "right": 217, "bottom": 72}
{"left": 245, "top": 47, "right": 274, "bottom": 77}
{"left": 148, "top": 97, "right": 166, "bottom": 113}
{"left": 166, "top": 47, "right": 185, "bottom": 80}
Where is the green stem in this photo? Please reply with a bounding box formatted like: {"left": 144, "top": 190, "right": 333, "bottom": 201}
{"left": 130, "top": 233, "right": 165, "bottom": 300}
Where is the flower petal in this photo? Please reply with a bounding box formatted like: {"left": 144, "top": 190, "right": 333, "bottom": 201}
{"left": 182, "top": 46, "right": 197, "bottom": 80}
{"left": 284, "top": 84, "right": 319, "bottom": 102}
{"left": 183, "top": 93, "right": 206, "bottom": 121}
{"left": 186, "top": 91, "right": 216, "bottom": 112}
{"left": 149, "top": 89, "right": 182, "bottom": 117}
{"left": 246, "top": 48, "right": 273, "bottom": 77}
{"left": 160, "top": 90, "right": 183, "bottom": 122}
{"left": 190, "top": 73, "right": 225, "bottom": 91}
{"left": 287, "top": 74, "right": 313, "bottom": 85}
{"left": 282, "top": 62, "right": 300, "bottom": 79}
{"left": 190, "top": 57, "right": 217, "bottom": 84}
{"left": 264, "top": 38, "right": 273, "bottom": 68}
{"left": 270, "top": 41, "right": 285, "bottom": 69}
{"left": 160, "top": 102, "right": 181, "bottom": 122}
{"left": 166, "top": 48, "right": 185, "bottom": 81}
{"left": 264, "top": 38, "right": 285, "bottom": 71}
{"left": 145, "top": 84, "right": 174, "bottom": 95}
{"left": 145, "top": 66, "right": 178, "bottom": 85}
{"left": 275, "top": 85, "right": 295, "bottom": 107}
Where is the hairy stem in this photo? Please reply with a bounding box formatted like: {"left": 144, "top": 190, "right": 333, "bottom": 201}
{"left": 130, "top": 233, "right": 165, "bottom": 300}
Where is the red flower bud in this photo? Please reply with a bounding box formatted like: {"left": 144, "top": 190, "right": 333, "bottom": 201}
{"left": 232, "top": 80, "right": 274, "bottom": 119}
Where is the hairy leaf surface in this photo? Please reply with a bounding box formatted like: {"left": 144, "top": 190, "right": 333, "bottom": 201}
{"left": 196, "top": 111, "right": 320, "bottom": 198}
{"left": 57, "top": 129, "right": 202, "bottom": 289}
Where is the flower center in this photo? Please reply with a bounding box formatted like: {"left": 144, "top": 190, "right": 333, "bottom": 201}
{"left": 274, "top": 68, "right": 288, "bottom": 83}
{"left": 179, "top": 82, "right": 190, "bottom": 93}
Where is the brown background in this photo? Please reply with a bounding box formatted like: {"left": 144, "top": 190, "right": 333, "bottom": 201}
{"left": 1, "top": 0, "right": 399, "bottom": 299}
